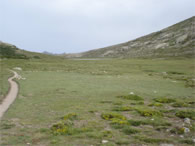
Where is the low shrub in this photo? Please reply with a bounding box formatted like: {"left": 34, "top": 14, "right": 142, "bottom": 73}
{"left": 136, "top": 108, "right": 163, "bottom": 117}
{"left": 111, "top": 118, "right": 128, "bottom": 125}
{"left": 101, "top": 113, "right": 127, "bottom": 121}
{"left": 148, "top": 102, "right": 163, "bottom": 107}
{"left": 175, "top": 110, "right": 195, "bottom": 120}
{"left": 61, "top": 113, "right": 77, "bottom": 120}
{"left": 134, "top": 136, "right": 171, "bottom": 143}
{"left": 170, "top": 127, "right": 187, "bottom": 135}
{"left": 154, "top": 97, "right": 176, "bottom": 103}
{"left": 0, "top": 123, "right": 15, "bottom": 129}
{"left": 172, "top": 102, "right": 188, "bottom": 107}
{"left": 112, "top": 106, "right": 133, "bottom": 111}
{"left": 128, "top": 120, "right": 145, "bottom": 126}
{"left": 179, "top": 139, "right": 194, "bottom": 144}
{"left": 122, "top": 126, "right": 139, "bottom": 135}
{"left": 117, "top": 95, "right": 143, "bottom": 101}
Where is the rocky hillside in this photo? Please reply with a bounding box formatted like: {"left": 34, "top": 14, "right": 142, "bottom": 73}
{"left": 68, "top": 16, "right": 195, "bottom": 58}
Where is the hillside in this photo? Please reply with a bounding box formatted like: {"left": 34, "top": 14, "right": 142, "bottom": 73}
{"left": 0, "top": 41, "right": 58, "bottom": 59}
{"left": 66, "top": 16, "right": 195, "bottom": 58}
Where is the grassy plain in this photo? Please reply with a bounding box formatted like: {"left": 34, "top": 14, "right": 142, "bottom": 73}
{"left": 0, "top": 58, "right": 195, "bottom": 145}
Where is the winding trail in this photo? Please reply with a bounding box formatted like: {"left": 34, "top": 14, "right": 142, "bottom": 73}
{"left": 0, "top": 70, "right": 19, "bottom": 120}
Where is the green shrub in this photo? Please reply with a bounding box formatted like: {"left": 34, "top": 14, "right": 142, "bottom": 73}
{"left": 154, "top": 97, "right": 176, "bottom": 103}
{"left": 172, "top": 102, "right": 188, "bottom": 107}
{"left": 100, "top": 100, "right": 112, "bottom": 104}
{"left": 136, "top": 108, "right": 163, "bottom": 117}
{"left": 50, "top": 122, "right": 70, "bottom": 135}
{"left": 101, "top": 113, "right": 127, "bottom": 121}
{"left": 112, "top": 106, "right": 133, "bottom": 111}
{"left": 175, "top": 110, "right": 195, "bottom": 120}
{"left": 155, "top": 126, "right": 169, "bottom": 131}
{"left": 50, "top": 113, "right": 84, "bottom": 135}
{"left": 170, "top": 127, "right": 186, "bottom": 134}
{"left": 179, "top": 139, "right": 194, "bottom": 144}
{"left": 0, "top": 123, "right": 15, "bottom": 129}
{"left": 148, "top": 102, "right": 163, "bottom": 107}
{"left": 128, "top": 120, "right": 144, "bottom": 126}
{"left": 61, "top": 113, "right": 77, "bottom": 120}
{"left": 102, "top": 130, "right": 113, "bottom": 138}
{"left": 134, "top": 136, "right": 171, "bottom": 143}
{"left": 122, "top": 126, "right": 139, "bottom": 135}
{"left": 113, "top": 101, "right": 123, "bottom": 105}
{"left": 117, "top": 95, "right": 143, "bottom": 101}
{"left": 111, "top": 118, "right": 128, "bottom": 125}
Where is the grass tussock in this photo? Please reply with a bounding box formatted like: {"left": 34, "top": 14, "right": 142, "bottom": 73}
{"left": 101, "top": 113, "right": 127, "bottom": 121}
{"left": 134, "top": 136, "right": 171, "bottom": 144}
{"left": 154, "top": 97, "right": 176, "bottom": 103}
{"left": 171, "top": 101, "right": 189, "bottom": 107}
{"left": 175, "top": 110, "right": 195, "bottom": 120}
{"left": 112, "top": 106, "right": 133, "bottom": 111}
{"left": 122, "top": 126, "right": 139, "bottom": 135}
{"left": 51, "top": 113, "right": 92, "bottom": 135}
{"left": 117, "top": 94, "right": 143, "bottom": 101}
{"left": 136, "top": 108, "right": 163, "bottom": 117}
{"left": 148, "top": 102, "right": 163, "bottom": 107}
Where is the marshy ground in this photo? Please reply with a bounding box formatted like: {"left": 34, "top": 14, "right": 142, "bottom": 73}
{"left": 0, "top": 58, "right": 194, "bottom": 145}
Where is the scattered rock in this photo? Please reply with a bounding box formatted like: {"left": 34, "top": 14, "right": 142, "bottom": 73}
{"left": 184, "top": 118, "right": 191, "bottom": 124}
{"left": 184, "top": 127, "right": 190, "bottom": 133}
{"left": 153, "top": 90, "right": 157, "bottom": 93}
{"left": 160, "top": 144, "right": 174, "bottom": 146}
{"left": 162, "top": 72, "right": 167, "bottom": 75}
{"left": 102, "top": 140, "right": 108, "bottom": 144}
{"left": 193, "top": 139, "right": 195, "bottom": 143}
{"left": 129, "top": 92, "right": 134, "bottom": 95}
{"left": 180, "top": 135, "right": 184, "bottom": 138}
{"left": 13, "top": 67, "right": 22, "bottom": 71}
{"left": 176, "top": 34, "right": 188, "bottom": 43}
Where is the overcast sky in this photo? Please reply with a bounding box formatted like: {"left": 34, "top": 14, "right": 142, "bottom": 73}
{"left": 1, "top": 0, "right": 195, "bottom": 53}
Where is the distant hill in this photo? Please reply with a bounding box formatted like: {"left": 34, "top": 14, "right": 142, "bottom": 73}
{"left": 0, "top": 41, "right": 57, "bottom": 59}
{"left": 65, "top": 16, "right": 195, "bottom": 58}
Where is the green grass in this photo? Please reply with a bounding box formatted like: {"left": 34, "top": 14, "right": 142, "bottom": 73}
{"left": 0, "top": 58, "right": 195, "bottom": 145}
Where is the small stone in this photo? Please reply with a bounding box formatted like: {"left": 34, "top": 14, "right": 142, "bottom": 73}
{"left": 180, "top": 135, "right": 184, "bottom": 138}
{"left": 184, "top": 127, "right": 190, "bottom": 133}
{"left": 27, "top": 143, "right": 30, "bottom": 145}
{"left": 162, "top": 72, "right": 167, "bottom": 75}
{"left": 192, "top": 139, "right": 195, "bottom": 143}
{"left": 151, "top": 118, "right": 154, "bottom": 121}
{"left": 160, "top": 144, "right": 174, "bottom": 146}
{"left": 102, "top": 140, "right": 108, "bottom": 144}
{"left": 13, "top": 67, "right": 22, "bottom": 71}
{"left": 129, "top": 92, "right": 134, "bottom": 95}
{"left": 184, "top": 118, "right": 191, "bottom": 124}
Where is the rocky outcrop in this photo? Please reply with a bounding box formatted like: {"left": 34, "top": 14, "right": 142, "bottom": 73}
{"left": 69, "top": 16, "right": 195, "bottom": 58}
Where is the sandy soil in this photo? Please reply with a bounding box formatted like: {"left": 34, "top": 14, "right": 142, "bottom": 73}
{"left": 0, "top": 70, "right": 19, "bottom": 120}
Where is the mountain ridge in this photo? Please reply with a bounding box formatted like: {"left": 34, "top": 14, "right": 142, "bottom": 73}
{"left": 65, "top": 16, "right": 195, "bottom": 58}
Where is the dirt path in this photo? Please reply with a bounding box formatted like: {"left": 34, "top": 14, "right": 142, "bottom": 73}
{"left": 0, "top": 70, "right": 19, "bottom": 120}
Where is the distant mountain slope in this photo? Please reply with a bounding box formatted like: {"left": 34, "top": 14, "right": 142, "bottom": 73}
{"left": 0, "top": 41, "right": 57, "bottom": 59}
{"left": 67, "top": 16, "right": 195, "bottom": 58}
{"left": 0, "top": 42, "right": 29, "bottom": 59}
